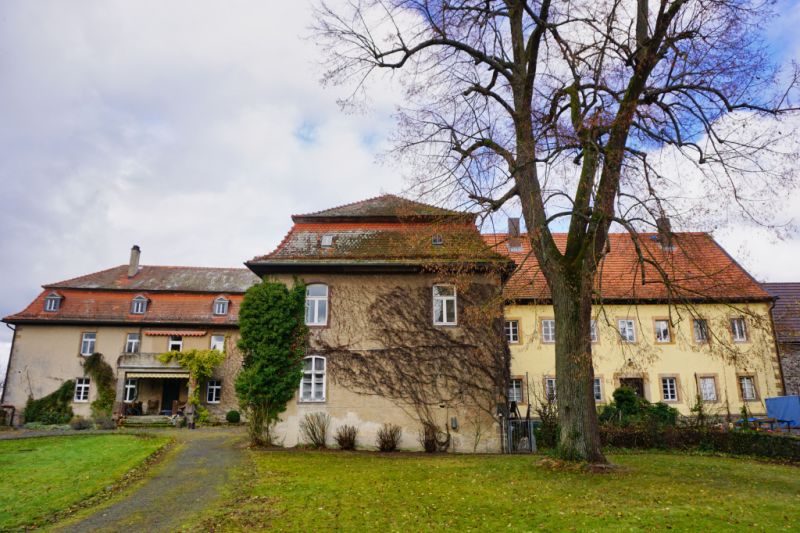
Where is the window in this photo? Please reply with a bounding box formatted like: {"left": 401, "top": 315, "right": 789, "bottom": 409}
{"left": 618, "top": 319, "right": 636, "bottom": 343}
{"left": 44, "top": 294, "right": 62, "bottom": 312}
{"left": 699, "top": 376, "right": 717, "bottom": 402}
{"left": 505, "top": 320, "right": 519, "bottom": 343}
{"left": 74, "top": 377, "right": 90, "bottom": 402}
{"left": 590, "top": 320, "right": 598, "bottom": 343}
{"left": 739, "top": 375, "right": 757, "bottom": 401}
{"left": 541, "top": 319, "right": 555, "bottom": 343}
{"left": 593, "top": 378, "right": 603, "bottom": 401}
{"left": 168, "top": 335, "right": 183, "bottom": 352}
{"left": 125, "top": 333, "right": 140, "bottom": 354}
{"left": 320, "top": 234, "right": 334, "bottom": 247}
{"left": 80, "top": 332, "right": 96, "bottom": 356}
{"left": 432, "top": 284, "right": 457, "bottom": 325}
{"left": 210, "top": 334, "right": 225, "bottom": 352}
{"left": 305, "top": 284, "right": 329, "bottom": 326}
{"left": 661, "top": 377, "right": 678, "bottom": 402}
{"left": 508, "top": 379, "right": 523, "bottom": 403}
{"left": 731, "top": 317, "right": 748, "bottom": 342}
{"left": 654, "top": 319, "right": 671, "bottom": 343}
{"left": 693, "top": 319, "right": 709, "bottom": 343}
{"left": 300, "top": 356, "right": 326, "bottom": 402}
{"left": 124, "top": 379, "right": 138, "bottom": 402}
{"left": 506, "top": 242, "right": 523, "bottom": 252}
{"left": 207, "top": 380, "right": 222, "bottom": 403}
{"left": 432, "top": 234, "right": 444, "bottom": 246}
{"left": 213, "top": 298, "right": 229, "bottom": 316}
{"left": 131, "top": 295, "right": 148, "bottom": 314}
{"left": 545, "top": 377, "right": 557, "bottom": 401}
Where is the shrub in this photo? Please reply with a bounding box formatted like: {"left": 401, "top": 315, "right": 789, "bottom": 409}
{"left": 93, "top": 415, "right": 116, "bottom": 430}
{"left": 376, "top": 423, "right": 402, "bottom": 452}
{"left": 69, "top": 416, "right": 93, "bottom": 430}
{"left": 300, "top": 412, "right": 331, "bottom": 448}
{"left": 23, "top": 381, "right": 75, "bottom": 424}
{"left": 334, "top": 425, "right": 358, "bottom": 450}
{"left": 418, "top": 422, "right": 450, "bottom": 453}
{"left": 226, "top": 410, "right": 241, "bottom": 424}
{"left": 598, "top": 386, "right": 678, "bottom": 429}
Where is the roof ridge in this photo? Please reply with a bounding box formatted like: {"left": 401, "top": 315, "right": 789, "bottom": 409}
{"left": 44, "top": 265, "right": 127, "bottom": 288}
{"left": 292, "top": 194, "right": 463, "bottom": 219}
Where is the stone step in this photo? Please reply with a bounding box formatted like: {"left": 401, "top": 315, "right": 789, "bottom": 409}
{"left": 121, "top": 415, "right": 173, "bottom": 428}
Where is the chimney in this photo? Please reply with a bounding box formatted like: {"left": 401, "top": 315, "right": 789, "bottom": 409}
{"left": 508, "top": 217, "right": 521, "bottom": 249}
{"left": 128, "top": 245, "right": 141, "bottom": 277}
{"left": 656, "top": 216, "right": 672, "bottom": 248}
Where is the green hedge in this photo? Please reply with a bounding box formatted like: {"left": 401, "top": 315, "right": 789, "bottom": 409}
{"left": 23, "top": 381, "right": 75, "bottom": 424}
{"left": 599, "top": 426, "right": 800, "bottom": 462}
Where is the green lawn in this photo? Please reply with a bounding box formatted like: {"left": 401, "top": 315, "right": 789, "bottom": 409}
{"left": 0, "top": 434, "right": 169, "bottom": 530}
{"left": 199, "top": 450, "right": 800, "bottom": 532}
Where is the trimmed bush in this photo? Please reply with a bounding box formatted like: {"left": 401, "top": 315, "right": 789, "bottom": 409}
{"left": 376, "top": 423, "right": 402, "bottom": 452}
{"left": 93, "top": 415, "right": 116, "bottom": 430}
{"left": 334, "top": 425, "right": 358, "bottom": 450}
{"left": 226, "top": 410, "right": 241, "bottom": 424}
{"left": 599, "top": 387, "right": 678, "bottom": 429}
{"left": 23, "top": 381, "right": 75, "bottom": 425}
{"left": 69, "top": 416, "right": 92, "bottom": 430}
{"left": 300, "top": 412, "right": 331, "bottom": 448}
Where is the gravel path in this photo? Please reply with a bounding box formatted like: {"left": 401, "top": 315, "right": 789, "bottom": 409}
{"left": 54, "top": 428, "right": 245, "bottom": 532}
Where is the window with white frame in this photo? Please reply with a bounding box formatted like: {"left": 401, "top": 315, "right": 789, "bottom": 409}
{"left": 320, "top": 234, "right": 334, "bottom": 247}
{"left": 593, "top": 378, "right": 602, "bottom": 401}
{"left": 431, "top": 234, "right": 444, "bottom": 246}
{"left": 74, "top": 377, "right": 90, "bottom": 402}
{"left": 739, "top": 375, "right": 757, "bottom": 400}
{"left": 213, "top": 297, "right": 229, "bottom": 316}
{"left": 124, "top": 379, "right": 138, "bottom": 402}
{"left": 508, "top": 378, "right": 523, "bottom": 403}
{"left": 661, "top": 377, "right": 678, "bottom": 401}
{"left": 618, "top": 319, "right": 636, "bottom": 343}
{"left": 693, "top": 319, "right": 709, "bottom": 343}
{"left": 300, "top": 356, "right": 326, "bottom": 402}
{"left": 590, "top": 320, "right": 598, "bottom": 343}
{"left": 207, "top": 380, "right": 222, "bottom": 403}
{"left": 731, "top": 317, "right": 748, "bottom": 342}
{"left": 210, "top": 334, "right": 225, "bottom": 352}
{"left": 125, "top": 333, "right": 140, "bottom": 354}
{"left": 541, "top": 319, "right": 555, "bottom": 343}
{"left": 44, "top": 294, "right": 62, "bottom": 312}
{"left": 305, "top": 284, "right": 328, "bottom": 326}
{"left": 699, "top": 377, "right": 717, "bottom": 402}
{"left": 505, "top": 320, "right": 519, "bottom": 343}
{"left": 131, "top": 295, "right": 148, "bottom": 314}
{"left": 545, "top": 377, "right": 557, "bottom": 401}
{"left": 168, "top": 335, "right": 183, "bottom": 352}
{"left": 80, "top": 332, "right": 96, "bottom": 356}
{"left": 654, "top": 320, "right": 671, "bottom": 343}
{"left": 432, "top": 284, "right": 457, "bottom": 325}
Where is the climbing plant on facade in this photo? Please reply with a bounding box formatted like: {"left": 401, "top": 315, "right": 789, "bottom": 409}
{"left": 82, "top": 352, "right": 116, "bottom": 417}
{"left": 158, "top": 348, "right": 226, "bottom": 423}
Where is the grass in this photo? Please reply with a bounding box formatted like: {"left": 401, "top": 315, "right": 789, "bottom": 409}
{"left": 197, "top": 450, "right": 800, "bottom": 532}
{"left": 0, "top": 434, "right": 169, "bottom": 530}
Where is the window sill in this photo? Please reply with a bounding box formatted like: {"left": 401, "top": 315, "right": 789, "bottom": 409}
{"left": 433, "top": 322, "right": 458, "bottom": 327}
{"left": 298, "top": 399, "right": 326, "bottom": 404}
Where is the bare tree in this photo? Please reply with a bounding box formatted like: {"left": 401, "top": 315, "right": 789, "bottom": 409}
{"left": 314, "top": 0, "right": 799, "bottom": 462}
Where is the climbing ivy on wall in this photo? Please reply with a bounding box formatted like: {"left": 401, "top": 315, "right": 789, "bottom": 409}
{"left": 158, "top": 348, "right": 226, "bottom": 422}
{"left": 23, "top": 380, "right": 75, "bottom": 424}
{"left": 82, "top": 352, "right": 116, "bottom": 417}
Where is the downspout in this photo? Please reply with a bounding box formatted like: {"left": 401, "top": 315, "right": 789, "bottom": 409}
{"left": 767, "top": 299, "right": 787, "bottom": 396}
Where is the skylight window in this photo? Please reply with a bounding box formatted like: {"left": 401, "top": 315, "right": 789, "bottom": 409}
{"left": 432, "top": 234, "right": 444, "bottom": 246}
{"left": 320, "top": 235, "right": 334, "bottom": 248}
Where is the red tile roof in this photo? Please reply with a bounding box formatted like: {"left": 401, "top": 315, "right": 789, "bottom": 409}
{"left": 483, "top": 232, "right": 770, "bottom": 302}
{"left": 46, "top": 265, "right": 259, "bottom": 292}
{"left": 763, "top": 282, "right": 800, "bottom": 343}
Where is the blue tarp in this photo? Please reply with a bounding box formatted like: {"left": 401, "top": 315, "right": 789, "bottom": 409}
{"left": 766, "top": 396, "right": 800, "bottom": 427}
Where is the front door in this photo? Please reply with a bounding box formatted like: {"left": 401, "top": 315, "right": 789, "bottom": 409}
{"left": 162, "top": 380, "right": 181, "bottom": 414}
{"left": 619, "top": 378, "right": 645, "bottom": 398}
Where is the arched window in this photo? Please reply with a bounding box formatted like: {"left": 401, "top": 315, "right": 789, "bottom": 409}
{"left": 300, "top": 356, "right": 326, "bottom": 402}
{"left": 305, "top": 284, "right": 328, "bottom": 326}
{"left": 44, "top": 292, "right": 62, "bottom": 312}
{"left": 213, "top": 297, "right": 229, "bottom": 316}
{"left": 131, "top": 295, "right": 148, "bottom": 314}
{"left": 432, "top": 284, "right": 457, "bottom": 325}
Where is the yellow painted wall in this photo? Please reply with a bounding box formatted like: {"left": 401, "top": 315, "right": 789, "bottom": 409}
{"left": 506, "top": 302, "right": 783, "bottom": 416}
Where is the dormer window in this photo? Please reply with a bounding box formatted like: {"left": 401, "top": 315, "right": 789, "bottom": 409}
{"left": 213, "top": 297, "right": 230, "bottom": 316}
{"left": 432, "top": 234, "right": 444, "bottom": 246}
{"left": 131, "top": 295, "right": 148, "bottom": 315}
{"left": 44, "top": 293, "right": 62, "bottom": 312}
{"left": 320, "top": 234, "right": 334, "bottom": 248}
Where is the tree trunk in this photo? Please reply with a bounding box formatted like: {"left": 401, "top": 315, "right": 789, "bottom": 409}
{"left": 551, "top": 274, "right": 606, "bottom": 463}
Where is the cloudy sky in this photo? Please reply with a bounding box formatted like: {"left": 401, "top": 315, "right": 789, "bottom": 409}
{"left": 1, "top": 1, "right": 800, "bottom": 382}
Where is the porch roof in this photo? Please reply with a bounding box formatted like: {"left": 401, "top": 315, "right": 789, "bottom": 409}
{"left": 126, "top": 372, "right": 189, "bottom": 379}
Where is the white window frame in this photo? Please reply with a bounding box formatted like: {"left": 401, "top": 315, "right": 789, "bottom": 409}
{"left": 505, "top": 320, "right": 519, "bottom": 343}
{"left": 124, "top": 378, "right": 138, "bottom": 403}
{"left": 74, "top": 377, "right": 90, "bottom": 402}
{"left": 432, "top": 284, "right": 457, "bottom": 326}
{"left": 80, "top": 332, "right": 96, "bottom": 356}
{"left": 508, "top": 378, "right": 523, "bottom": 403}
{"left": 210, "top": 334, "right": 225, "bottom": 352}
{"left": 305, "top": 284, "right": 329, "bottom": 326}
{"left": 320, "top": 234, "right": 334, "bottom": 247}
{"left": 699, "top": 376, "right": 717, "bottom": 402}
{"left": 654, "top": 319, "right": 671, "bottom": 343}
{"left": 693, "top": 319, "right": 709, "bottom": 343}
{"left": 300, "top": 355, "right": 326, "bottom": 402}
{"left": 590, "top": 320, "right": 598, "bottom": 343}
{"left": 213, "top": 298, "right": 229, "bottom": 316}
{"left": 739, "top": 375, "right": 757, "bottom": 401}
{"left": 207, "top": 380, "right": 222, "bottom": 403}
{"left": 131, "top": 295, "right": 148, "bottom": 315}
{"left": 168, "top": 335, "right": 183, "bottom": 352}
{"left": 618, "top": 319, "right": 636, "bottom": 343}
{"left": 545, "top": 377, "right": 557, "bottom": 402}
{"left": 593, "top": 378, "right": 603, "bottom": 401}
{"left": 731, "top": 317, "right": 748, "bottom": 342}
{"left": 125, "top": 333, "right": 140, "bottom": 354}
{"left": 541, "top": 319, "right": 556, "bottom": 343}
{"left": 661, "top": 377, "right": 678, "bottom": 402}
{"left": 44, "top": 294, "right": 61, "bottom": 312}
{"left": 431, "top": 234, "right": 444, "bottom": 246}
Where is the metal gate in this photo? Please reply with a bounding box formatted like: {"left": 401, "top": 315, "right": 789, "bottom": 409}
{"left": 503, "top": 418, "right": 537, "bottom": 453}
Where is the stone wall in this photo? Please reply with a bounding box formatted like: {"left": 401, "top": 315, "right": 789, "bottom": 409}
{"left": 780, "top": 342, "right": 800, "bottom": 396}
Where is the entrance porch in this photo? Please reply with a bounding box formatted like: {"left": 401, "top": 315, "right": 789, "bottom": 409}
{"left": 120, "top": 372, "right": 189, "bottom": 416}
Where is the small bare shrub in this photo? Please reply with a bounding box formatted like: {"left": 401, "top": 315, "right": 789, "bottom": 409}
{"left": 93, "top": 415, "right": 116, "bottom": 430}
{"left": 300, "top": 412, "right": 331, "bottom": 448}
{"left": 376, "top": 423, "right": 402, "bottom": 452}
{"left": 69, "top": 416, "right": 92, "bottom": 430}
{"left": 334, "top": 425, "right": 358, "bottom": 450}
{"left": 418, "top": 421, "right": 450, "bottom": 453}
